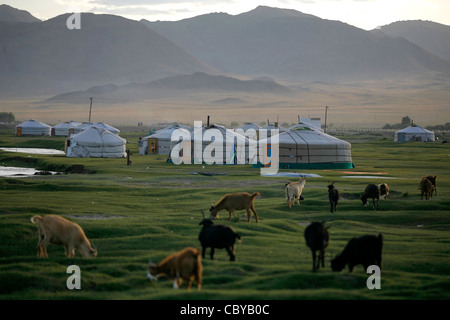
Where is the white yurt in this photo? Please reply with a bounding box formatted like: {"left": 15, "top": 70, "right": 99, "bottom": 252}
{"left": 142, "top": 124, "right": 191, "bottom": 155}
{"left": 72, "top": 122, "right": 93, "bottom": 134}
{"left": 256, "top": 123, "right": 354, "bottom": 169}
{"left": 52, "top": 121, "right": 81, "bottom": 136}
{"left": 394, "top": 125, "right": 435, "bottom": 143}
{"left": 66, "top": 126, "right": 127, "bottom": 158}
{"left": 15, "top": 119, "right": 51, "bottom": 136}
{"left": 170, "top": 124, "right": 254, "bottom": 165}
{"left": 89, "top": 122, "right": 120, "bottom": 135}
{"left": 234, "top": 122, "right": 261, "bottom": 141}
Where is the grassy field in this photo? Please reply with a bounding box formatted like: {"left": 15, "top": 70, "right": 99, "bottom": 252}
{"left": 0, "top": 129, "right": 449, "bottom": 300}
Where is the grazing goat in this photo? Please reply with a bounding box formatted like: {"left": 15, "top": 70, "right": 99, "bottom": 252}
{"left": 424, "top": 175, "right": 437, "bottom": 196}
{"left": 304, "top": 221, "right": 330, "bottom": 271}
{"left": 419, "top": 177, "right": 433, "bottom": 200}
{"left": 31, "top": 215, "right": 97, "bottom": 258}
{"left": 147, "top": 247, "right": 202, "bottom": 290}
{"left": 198, "top": 216, "right": 241, "bottom": 261}
{"left": 209, "top": 192, "right": 260, "bottom": 223}
{"left": 331, "top": 234, "right": 383, "bottom": 272}
{"left": 378, "top": 183, "right": 389, "bottom": 199}
{"left": 285, "top": 177, "right": 307, "bottom": 208}
{"left": 327, "top": 183, "right": 340, "bottom": 213}
{"left": 361, "top": 184, "right": 380, "bottom": 210}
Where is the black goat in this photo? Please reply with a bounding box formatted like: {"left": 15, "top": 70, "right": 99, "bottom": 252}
{"left": 361, "top": 184, "right": 380, "bottom": 210}
{"left": 327, "top": 183, "right": 340, "bottom": 213}
{"left": 198, "top": 217, "right": 241, "bottom": 261}
{"left": 331, "top": 234, "right": 383, "bottom": 272}
{"left": 304, "top": 221, "right": 330, "bottom": 271}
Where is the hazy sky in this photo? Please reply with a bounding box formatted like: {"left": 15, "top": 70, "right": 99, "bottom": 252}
{"left": 3, "top": 0, "right": 450, "bottom": 30}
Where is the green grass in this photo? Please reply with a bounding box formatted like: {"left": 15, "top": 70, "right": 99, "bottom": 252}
{"left": 0, "top": 130, "right": 449, "bottom": 300}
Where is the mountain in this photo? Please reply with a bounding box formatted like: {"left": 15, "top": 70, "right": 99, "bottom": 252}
{"left": 374, "top": 20, "right": 450, "bottom": 62}
{"left": 143, "top": 6, "right": 450, "bottom": 81}
{"left": 46, "top": 72, "right": 292, "bottom": 102}
{"left": 0, "top": 12, "right": 215, "bottom": 97}
{"left": 0, "top": 4, "right": 40, "bottom": 23}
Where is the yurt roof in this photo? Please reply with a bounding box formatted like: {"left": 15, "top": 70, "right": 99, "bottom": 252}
{"left": 53, "top": 121, "right": 81, "bottom": 129}
{"left": 191, "top": 124, "right": 249, "bottom": 143}
{"left": 262, "top": 124, "right": 288, "bottom": 132}
{"left": 145, "top": 124, "right": 191, "bottom": 139}
{"left": 88, "top": 122, "right": 120, "bottom": 134}
{"left": 235, "top": 122, "right": 261, "bottom": 131}
{"left": 395, "top": 125, "right": 434, "bottom": 134}
{"left": 289, "top": 122, "right": 323, "bottom": 132}
{"left": 16, "top": 119, "right": 51, "bottom": 128}
{"left": 260, "top": 125, "right": 350, "bottom": 146}
{"left": 69, "top": 126, "right": 126, "bottom": 146}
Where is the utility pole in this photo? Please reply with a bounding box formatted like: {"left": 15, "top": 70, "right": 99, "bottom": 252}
{"left": 88, "top": 97, "right": 93, "bottom": 122}
{"left": 324, "top": 106, "right": 329, "bottom": 133}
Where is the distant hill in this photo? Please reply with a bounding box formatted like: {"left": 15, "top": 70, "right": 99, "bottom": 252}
{"left": 143, "top": 6, "right": 450, "bottom": 81}
{"left": 374, "top": 20, "right": 450, "bottom": 62}
{"left": 0, "top": 12, "right": 215, "bottom": 97}
{"left": 47, "top": 72, "right": 292, "bottom": 102}
{"left": 0, "top": 4, "right": 40, "bottom": 23}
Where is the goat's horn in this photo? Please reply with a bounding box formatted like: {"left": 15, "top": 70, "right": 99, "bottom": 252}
{"left": 201, "top": 210, "right": 206, "bottom": 219}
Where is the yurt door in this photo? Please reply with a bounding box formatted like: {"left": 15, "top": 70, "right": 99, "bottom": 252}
{"left": 149, "top": 138, "right": 158, "bottom": 154}
{"left": 16, "top": 127, "right": 22, "bottom": 137}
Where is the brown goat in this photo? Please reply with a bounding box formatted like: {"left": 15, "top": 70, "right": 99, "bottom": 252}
{"left": 424, "top": 175, "right": 437, "bottom": 196}
{"left": 209, "top": 192, "right": 260, "bottom": 223}
{"left": 31, "top": 215, "right": 97, "bottom": 258}
{"left": 147, "top": 247, "right": 202, "bottom": 290}
{"left": 419, "top": 177, "right": 433, "bottom": 200}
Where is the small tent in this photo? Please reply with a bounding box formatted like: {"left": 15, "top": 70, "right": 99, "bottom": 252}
{"left": 52, "top": 121, "right": 81, "bottom": 136}
{"left": 394, "top": 125, "right": 435, "bottom": 142}
{"left": 15, "top": 119, "right": 51, "bottom": 136}
{"left": 256, "top": 123, "right": 354, "bottom": 169}
{"left": 142, "top": 124, "right": 191, "bottom": 155}
{"left": 66, "top": 126, "right": 126, "bottom": 158}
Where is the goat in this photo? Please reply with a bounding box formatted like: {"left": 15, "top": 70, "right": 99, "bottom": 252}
{"left": 31, "top": 215, "right": 97, "bottom": 258}
{"left": 327, "top": 182, "right": 340, "bottom": 213}
{"left": 361, "top": 184, "right": 380, "bottom": 210}
{"left": 199, "top": 214, "right": 241, "bottom": 261}
{"left": 424, "top": 175, "right": 437, "bottom": 196}
{"left": 285, "top": 177, "right": 307, "bottom": 208}
{"left": 209, "top": 192, "right": 260, "bottom": 223}
{"left": 331, "top": 234, "right": 383, "bottom": 272}
{"left": 419, "top": 177, "right": 433, "bottom": 200}
{"left": 378, "top": 183, "right": 389, "bottom": 199}
{"left": 304, "top": 221, "right": 330, "bottom": 271}
{"left": 147, "top": 247, "right": 202, "bottom": 290}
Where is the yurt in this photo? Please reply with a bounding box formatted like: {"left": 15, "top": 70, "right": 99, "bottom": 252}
{"left": 170, "top": 124, "right": 254, "bottom": 165}
{"left": 262, "top": 122, "right": 288, "bottom": 137}
{"left": 234, "top": 122, "right": 260, "bottom": 141}
{"left": 72, "top": 122, "right": 93, "bottom": 134}
{"left": 255, "top": 123, "right": 354, "bottom": 169}
{"left": 394, "top": 125, "right": 435, "bottom": 143}
{"left": 15, "top": 119, "right": 51, "bottom": 136}
{"left": 66, "top": 126, "right": 127, "bottom": 158}
{"left": 142, "top": 124, "right": 191, "bottom": 155}
{"left": 89, "top": 122, "right": 120, "bottom": 135}
{"left": 52, "top": 121, "right": 81, "bottom": 136}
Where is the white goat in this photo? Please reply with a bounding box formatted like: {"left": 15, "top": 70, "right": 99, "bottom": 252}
{"left": 285, "top": 177, "right": 307, "bottom": 208}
